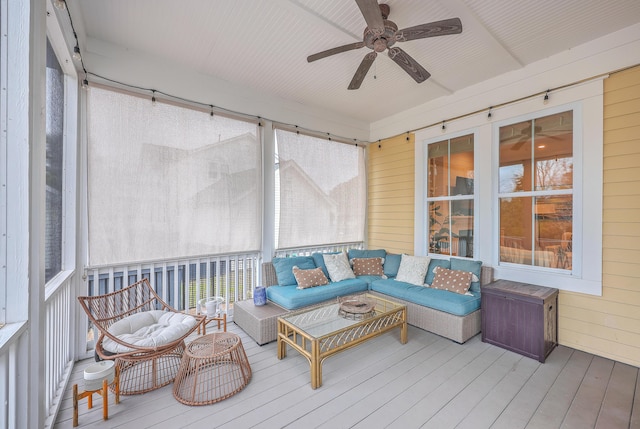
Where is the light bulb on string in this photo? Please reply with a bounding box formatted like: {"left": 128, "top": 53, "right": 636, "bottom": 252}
{"left": 53, "top": 0, "right": 66, "bottom": 10}
{"left": 487, "top": 107, "right": 493, "bottom": 121}
{"left": 72, "top": 45, "right": 81, "bottom": 61}
{"left": 441, "top": 121, "right": 446, "bottom": 133}
{"left": 81, "top": 77, "right": 89, "bottom": 90}
{"left": 543, "top": 90, "right": 550, "bottom": 104}
{"left": 151, "top": 90, "right": 157, "bottom": 106}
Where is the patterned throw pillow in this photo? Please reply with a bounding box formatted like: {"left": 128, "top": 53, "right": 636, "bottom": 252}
{"left": 351, "top": 257, "right": 386, "bottom": 278}
{"left": 292, "top": 266, "right": 329, "bottom": 289}
{"left": 395, "top": 255, "right": 431, "bottom": 286}
{"left": 430, "top": 267, "right": 473, "bottom": 294}
{"left": 322, "top": 252, "right": 356, "bottom": 282}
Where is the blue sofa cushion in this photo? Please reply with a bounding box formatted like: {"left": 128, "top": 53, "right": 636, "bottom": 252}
{"left": 348, "top": 248, "right": 387, "bottom": 260}
{"left": 383, "top": 253, "right": 402, "bottom": 277}
{"left": 370, "top": 279, "right": 481, "bottom": 317}
{"left": 272, "top": 256, "right": 316, "bottom": 286}
{"left": 450, "top": 258, "right": 483, "bottom": 292}
{"left": 355, "top": 275, "right": 385, "bottom": 286}
{"left": 425, "top": 259, "right": 451, "bottom": 285}
{"left": 266, "top": 278, "right": 369, "bottom": 310}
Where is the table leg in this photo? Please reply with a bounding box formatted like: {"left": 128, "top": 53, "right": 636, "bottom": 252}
{"left": 277, "top": 323, "right": 286, "bottom": 359}
{"left": 401, "top": 309, "right": 408, "bottom": 344}
{"left": 311, "top": 340, "right": 321, "bottom": 389}
{"left": 102, "top": 379, "right": 109, "bottom": 421}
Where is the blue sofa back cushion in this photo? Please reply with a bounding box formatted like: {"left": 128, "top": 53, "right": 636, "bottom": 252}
{"left": 266, "top": 278, "right": 369, "bottom": 310}
{"left": 348, "top": 249, "right": 387, "bottom": 260}
{"left": 311, "top": 252, "right": 339, "bottom": 278}
{"left": 370, "top": 279, "right": 480, "bottom": 317}
{"left": 383, "top": 253, "right": 402, "bottom": 277}
{"left": 272, "top": 256, "right": 316, "bottom": 286}
{"left": 450, "top": 258, "right": 483, "bottom": 292}
{"left": 425, "top": 259, "right": 451, "bottom": 285}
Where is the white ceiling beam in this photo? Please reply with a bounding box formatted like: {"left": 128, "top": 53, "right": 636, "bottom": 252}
{"left": 443, "top": 0, "right": 524, "bottom": 68}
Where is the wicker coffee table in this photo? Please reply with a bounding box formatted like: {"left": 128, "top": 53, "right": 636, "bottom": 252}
{"left": 173, "top": 332, "right": 251, "bottom": 405}
{"left": 277, "top": 293, "right": 407, "bottom": 389}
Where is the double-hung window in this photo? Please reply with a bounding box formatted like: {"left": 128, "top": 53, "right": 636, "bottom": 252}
{"left": 498, "top": 110, "right": 573, "bottom": 270}
{"left": 426, "top": 133, "right": 475, "bottom": 258}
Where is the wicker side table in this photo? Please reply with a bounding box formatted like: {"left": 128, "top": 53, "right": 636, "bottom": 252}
{"left": 173, "top": 332, "right": 252, "bottom": 405}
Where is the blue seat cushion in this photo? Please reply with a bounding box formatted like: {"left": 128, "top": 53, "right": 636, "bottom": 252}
{"left": 266, "top": 278, "right": 369, "bottom": 310}
{"left": 370, "top": 279, "right": 481, "bottom": 317}
{"left": 355, "top": 275, "right": 385, "bottom": 286}
{"left": 272, "top": 256, "right": 316, "bottom": 286}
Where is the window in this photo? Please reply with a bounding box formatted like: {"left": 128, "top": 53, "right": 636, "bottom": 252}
{"left": 498, "top": 110, "right": 573, "bottom": 270}
{"left": 427, "top": 133, "right": 474, "bottom": 258}
{"left": 45, "top": 38, "right": 64, "bottom": 283}
{"left": 274, "top": 129, "right": 366, "bottom": 249}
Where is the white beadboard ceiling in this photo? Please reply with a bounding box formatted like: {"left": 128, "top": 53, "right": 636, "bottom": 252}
{"left": 70, "top": 0, "right": 640, "bottom": 124}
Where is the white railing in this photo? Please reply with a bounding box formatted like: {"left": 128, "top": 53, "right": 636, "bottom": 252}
{"left": 82, "top": 252, "right": 261, "bottom": 354}
{"left": 274, "top": 242, "right": 363, "bottom": 258}
{"left": 44, "top": 275, "right": 75, "bottom": 428}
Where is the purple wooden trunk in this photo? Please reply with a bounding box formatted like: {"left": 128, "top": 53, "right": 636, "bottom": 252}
{"left": 481, "top": 280, "right": 558, "bottom": 363}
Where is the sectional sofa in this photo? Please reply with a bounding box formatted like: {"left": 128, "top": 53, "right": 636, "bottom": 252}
{"left": 233, "top": 249, "right": 493, "bottom": 345}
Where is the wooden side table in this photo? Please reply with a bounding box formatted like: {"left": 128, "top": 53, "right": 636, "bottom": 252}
{"left": 481, "top": 280, "right": 558, "bottom": 362}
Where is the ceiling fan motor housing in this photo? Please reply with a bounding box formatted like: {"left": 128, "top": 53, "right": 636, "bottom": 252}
{"left": 364, "top": 19, "right": 398, "bottom": 52}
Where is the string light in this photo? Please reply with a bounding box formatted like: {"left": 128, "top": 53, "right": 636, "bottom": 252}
{"left": 487, "top": 106, "right": 493, "bottom": 120}
{"left": 209, "top": 105, "right": 214, "bottom": 119}
{"left": 406, "top": 132, "right": 410, "bottom": 142}
{"left": 151, "top": 90, "right": 157, "bottom": 105}
{"left": 81, "top": 77, "right": 89, "bottom": 89}
{"left": 72, "top": 45, "right": 81, "bottom": 61}
{"left": 53, "top": 0, "right": 66, "bottom": 10}
{"left": 543, "top": 89, "right": 550, "bottom": 104}
{"left": 441, "top": 121, "right": 446, "bottom": 133}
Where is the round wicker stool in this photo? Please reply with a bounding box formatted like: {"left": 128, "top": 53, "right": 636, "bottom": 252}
{"left": 173, "top": 332, "right": 252, "bottom": 405}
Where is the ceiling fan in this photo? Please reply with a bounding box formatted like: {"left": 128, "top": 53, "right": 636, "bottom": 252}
{"left": 510, "top": 125, "right": 565, "bottom": 150}
{"left": 307, "top": 0, "right": 463, "bottom": 90}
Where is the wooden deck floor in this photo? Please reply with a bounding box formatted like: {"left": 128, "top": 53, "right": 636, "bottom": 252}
{"left": 55, "top": 322, "right": 640, "bottom": 429}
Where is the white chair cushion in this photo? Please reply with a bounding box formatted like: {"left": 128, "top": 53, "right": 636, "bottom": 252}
{"left": 103, "top": 310, "right": 197, "bottom": 353}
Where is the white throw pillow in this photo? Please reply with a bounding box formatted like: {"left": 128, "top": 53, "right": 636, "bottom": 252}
{"left": 323, "top": 251, "right": 356, "bottom": 282}
{"left": 395, "top": 255, "right": 431, "bottom": 286}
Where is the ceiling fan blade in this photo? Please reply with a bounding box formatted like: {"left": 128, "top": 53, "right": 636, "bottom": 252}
{"left": 355, "top": 0, "right": 385, "bottom": 36}
{"left": 348, "top": 52, "right": 377, "bottom": 90}
{"left": 307, "top": 42, "right": 365, "bottom": 63}
{"left": 396, "top": 18, "right": 463, "bottom": 42}
{"left": 388, "top": 47, "right": 431, "bottom": 83}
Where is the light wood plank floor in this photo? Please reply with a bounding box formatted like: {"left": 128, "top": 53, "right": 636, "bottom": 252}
{"left": 55, "top": 322, "right": 639, "bottom": 429}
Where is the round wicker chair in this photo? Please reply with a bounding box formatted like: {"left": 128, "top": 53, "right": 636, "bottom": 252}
{"left": 78, "top": 278, "right": 206, "bottom": 395}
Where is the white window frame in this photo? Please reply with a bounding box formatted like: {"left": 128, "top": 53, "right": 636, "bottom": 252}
{"left": 422, "top": 130, "right": 478, "bottom": 260}
{"left": 494, "top": 106, "right": 579, "bottom": 272}
{"left": 416, "top": 78, "right": 603, "bottom": 296}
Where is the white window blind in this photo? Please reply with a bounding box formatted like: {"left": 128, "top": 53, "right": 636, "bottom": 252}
{"left": 275, "top": 129, "right": 366, "bottom": 249}
{"left": 87, "top": 87, "right": 261, "bottom": 266}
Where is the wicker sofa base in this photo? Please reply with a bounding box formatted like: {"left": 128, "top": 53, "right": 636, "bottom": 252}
{"left": 234, "top": 293, "right": 481, "bottom": 345}
{"left": 368, "top": 291, "right": 481, "bottom": 344}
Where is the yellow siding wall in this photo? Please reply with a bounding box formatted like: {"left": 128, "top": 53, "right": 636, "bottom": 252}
{"left": 559, "top": 66, "right": 640, "bottom": 367}
{"left": 367, "top": 134, "right": 415, "bottom": 254}
{"left": 367, "top": 66, "right": 640, "bottom": 367}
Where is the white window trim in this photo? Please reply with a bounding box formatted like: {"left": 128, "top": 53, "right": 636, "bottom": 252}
{"left": 416, "top": 78, "right": 603, "bottom": 296}
{"left": 419, "top": 129, "right": 479, "bottom": 260}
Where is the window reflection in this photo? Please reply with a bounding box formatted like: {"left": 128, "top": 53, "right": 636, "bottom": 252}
{"left": 498, "top": 111, "right": 573, "bottom": 270}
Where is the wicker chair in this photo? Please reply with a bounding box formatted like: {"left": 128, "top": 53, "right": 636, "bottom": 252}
{"left": 78, "top": 278, "right": 206, "bottom": 395}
